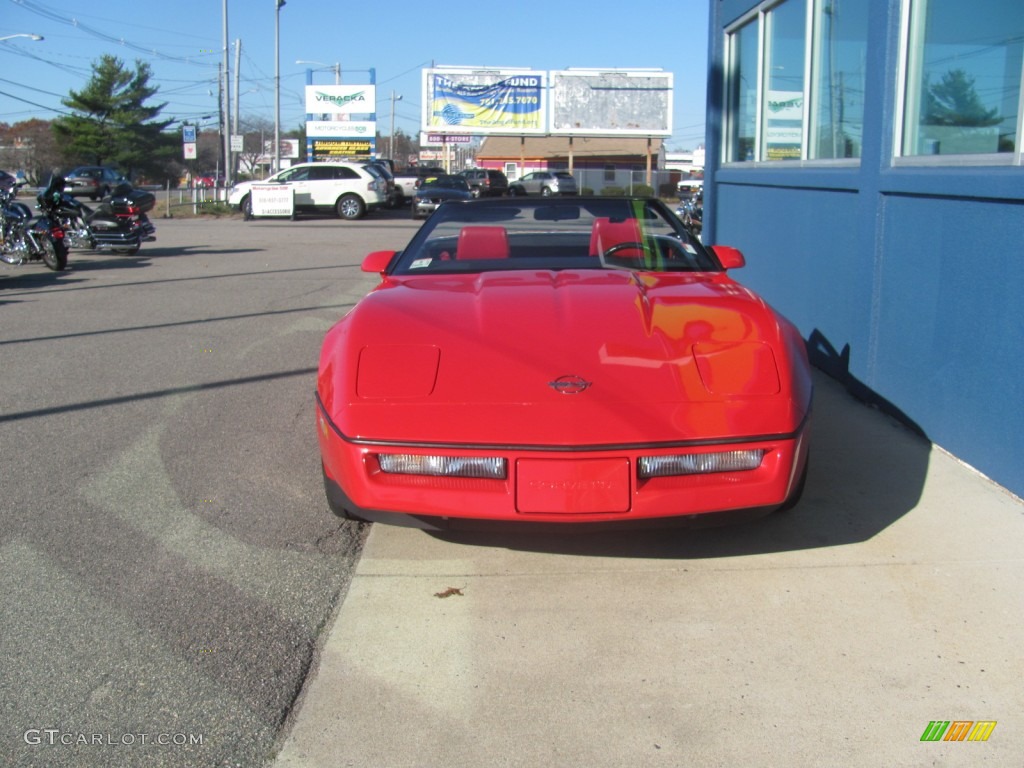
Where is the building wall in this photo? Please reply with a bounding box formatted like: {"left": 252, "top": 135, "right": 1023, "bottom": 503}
{"left": 705, "top": 0, "right": 1024, "bottom": 497}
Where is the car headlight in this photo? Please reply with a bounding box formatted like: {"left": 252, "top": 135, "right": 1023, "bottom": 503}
{"left": 638, "top": 449, "right": 765, "bottom": 478}
{"left": 377, "top": 454, "right": 507, "bottom": 479}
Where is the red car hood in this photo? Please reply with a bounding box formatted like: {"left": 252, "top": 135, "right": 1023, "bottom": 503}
{"left": 319, "top": 270, "right": 812, "bottom": 446}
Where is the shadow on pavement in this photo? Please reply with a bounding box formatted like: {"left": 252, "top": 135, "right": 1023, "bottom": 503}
{"left": 427, "top": 332, "right": 931, "bottom": 559}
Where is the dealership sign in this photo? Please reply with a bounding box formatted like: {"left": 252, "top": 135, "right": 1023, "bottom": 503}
{"left": 305, "top": 85, "right": 377, "bottom": 116}
{"left": 310, "top": 138, "right": 376, "bottom": 160}
{"left": 307, "top": 120, "right": 376, "bottom": 138}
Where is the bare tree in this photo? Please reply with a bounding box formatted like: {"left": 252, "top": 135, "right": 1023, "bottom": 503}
{"left": 0, "top": 119, "right": 62, "bottom": 184}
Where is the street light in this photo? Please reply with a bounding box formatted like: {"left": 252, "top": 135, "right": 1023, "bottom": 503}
{"left": 389, "top": 91, "right": 403, "bottom": 161}
{"left": 274, "top": 0, "right": 286, "bottom": 174}
{"left": 295, "top": 60, "right": 341, "bottom": 84}
{"left": 0, "top": 33, "right": 43, "bottom": 42}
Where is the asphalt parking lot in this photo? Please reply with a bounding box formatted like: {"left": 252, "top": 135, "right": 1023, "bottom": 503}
{"left": 3, "top": 210, "right": 1022, "bottom": 767}
{"left": 0, "top": 210, "right": 415, "bottom": 768}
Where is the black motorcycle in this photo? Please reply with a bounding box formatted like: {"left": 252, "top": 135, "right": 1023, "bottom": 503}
{"left": 0, "top": 180, "right": 68, "bottom": 271}
{"left": 43, "top": 175, "right": 157, "bottom": 255}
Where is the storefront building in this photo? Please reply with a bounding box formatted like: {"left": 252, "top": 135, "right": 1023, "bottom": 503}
{"left": 704, "top": 0, "right": 1023, "bottom": 496}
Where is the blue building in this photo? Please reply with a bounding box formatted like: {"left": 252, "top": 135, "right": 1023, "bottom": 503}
{"left": 704, "top": 0, "right": 1024, "bottom": 498}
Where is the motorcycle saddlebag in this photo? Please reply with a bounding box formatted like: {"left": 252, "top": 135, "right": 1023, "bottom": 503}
{"left": 116, "top": 189, "right": 156, "bottom": 213}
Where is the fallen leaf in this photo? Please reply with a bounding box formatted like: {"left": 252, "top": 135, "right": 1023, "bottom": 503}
{"left": 434, "top": 587, "right": 464, "bottom": 599}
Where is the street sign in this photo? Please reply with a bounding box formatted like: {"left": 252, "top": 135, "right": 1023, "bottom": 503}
{"left": 182, "top": 125, "right": 197, "bottom": 143}
{"left": 183, "top": 142, "right": 197, "bottom": 160}
{"left": 231, "top": 134, "right": 243, "bottom": 152}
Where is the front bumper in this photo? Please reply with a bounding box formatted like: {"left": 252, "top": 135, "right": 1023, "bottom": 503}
{"left": 317, "top": 393, "right": 810, "bottom": 527}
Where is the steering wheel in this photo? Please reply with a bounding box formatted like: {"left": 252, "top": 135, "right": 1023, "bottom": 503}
{"left": 601, "top": 241, "right": 647, "bottom": 259}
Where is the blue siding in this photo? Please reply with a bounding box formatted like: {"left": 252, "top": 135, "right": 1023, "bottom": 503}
{"left": 705, "top": 0, "right": 1024, "bottom": 497}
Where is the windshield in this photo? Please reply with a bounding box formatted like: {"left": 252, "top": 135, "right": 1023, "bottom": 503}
{"left": 389, "top": 197, "right": 719, "bottom": 275}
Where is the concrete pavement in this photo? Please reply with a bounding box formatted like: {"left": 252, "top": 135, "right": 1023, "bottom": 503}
{"left": 272, "top": 370, "right": 1024, "bottom": 767}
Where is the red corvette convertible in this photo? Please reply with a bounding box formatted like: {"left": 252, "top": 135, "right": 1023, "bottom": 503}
{"left": 317, "top": 197, "right": 812, "bottom": 528}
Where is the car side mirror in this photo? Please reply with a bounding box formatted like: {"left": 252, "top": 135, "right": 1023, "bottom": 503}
{"left": 710, "top": 245, "right": 745, "bottom": 270}
{"left": 362, "top": 250, "right": 396, "bottom": 274}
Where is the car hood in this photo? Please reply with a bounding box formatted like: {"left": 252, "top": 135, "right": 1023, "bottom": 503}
{"left": 319, "top": 269, "right": 811, "bottom": 446}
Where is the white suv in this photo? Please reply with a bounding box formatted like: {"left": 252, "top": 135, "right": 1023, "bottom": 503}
{"left": 228, "top": 161, "right": 386, "bottom": 220}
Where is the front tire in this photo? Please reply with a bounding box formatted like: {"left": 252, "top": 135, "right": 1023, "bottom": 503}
{"left": 241, "top": 194, "right": 253, "bottom": 220}
{"left": 40, "top": 235, "right": 68, "bottom": 271}
{"left": 336, "top": 194, "right": 365, "bottom": 220}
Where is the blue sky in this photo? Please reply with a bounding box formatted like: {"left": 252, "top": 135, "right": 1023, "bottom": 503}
{"left": 1, "top": 0, "right": 708, "bottom": 150}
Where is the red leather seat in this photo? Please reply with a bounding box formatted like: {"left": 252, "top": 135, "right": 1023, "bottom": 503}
{"left": 456, "top": 226, "right": 510, "bottom": 260}
{"left": 589, "top": 217, "right": 644, "bottom": 258}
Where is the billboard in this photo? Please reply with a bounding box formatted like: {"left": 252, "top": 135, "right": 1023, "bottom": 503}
{"left": 549, "top": 70, "right": 672, "bottom": 136}
{"left": 423, "top": 68, "right": 546, "bottom": 134}
{"left": 305, "top": 85, "right": 376, "bottom": 116}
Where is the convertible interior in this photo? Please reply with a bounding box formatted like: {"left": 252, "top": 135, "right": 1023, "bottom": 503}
{"left": 395, "top": 196, "right": 719, "bottom": 273}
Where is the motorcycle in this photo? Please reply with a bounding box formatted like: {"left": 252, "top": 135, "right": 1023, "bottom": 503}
{"left": 0, "top": 180, "right": 68, "bottom": 271}
{"left": 43, "top": 175, "right": 156, "bottom": 255}
{"left": 675, "top": 189, "right": 703, "bottom": 238}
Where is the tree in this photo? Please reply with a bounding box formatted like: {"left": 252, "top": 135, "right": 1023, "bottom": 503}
{"left": 375, "top": 127, "right": 417, "bottom": 165}
{"left": 52, "top": 54, "right": 178, "bottom": 182}
{"left": 924, "top": 69, "right": 1001, "bottom": 128}
{"left": 0, "top": 119, "right": 62, "bottom": 184}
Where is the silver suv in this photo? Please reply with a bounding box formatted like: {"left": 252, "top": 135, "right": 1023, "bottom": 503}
{"left": 508, "top": 171, "right": 578, "bottom": 197}
{"left": 457, "top": 168, "right": 508, "bottom": 198}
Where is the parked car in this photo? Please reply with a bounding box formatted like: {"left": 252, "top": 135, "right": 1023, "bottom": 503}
{"left": 411, "top": 174, "right": 472, "bottom": 219}
{"left": 64, "top": 166, "right": 129, "bottom": 201}
{"left": 457, "top": 168, "right": 508, "bottom": 198}
{"left": 316, "top": 196, "right": 812, "bottom": 528}
{"left": 508, "top": 170, "right": 578, "bottom": 197}
{"left": 359, "top": 160, "right": 401, "bottom": 207}
{"left": 194, "top": 173, "right": 225, "bottom": 188}
{"left": 392, "top": 166, "right": 447, "bottom": 204}
{"left": 227, "top": 161, "right": 386, "bottom": 220}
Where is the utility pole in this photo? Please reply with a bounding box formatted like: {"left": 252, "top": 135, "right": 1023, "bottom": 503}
{"left": 274, "top": 0, "right": 286, "bottom": 174}
{"left": 222, "top": 0, "right": 231, "bottom": 188}
{"left": 389, "top": 91, "right": 403, "bottom": 160}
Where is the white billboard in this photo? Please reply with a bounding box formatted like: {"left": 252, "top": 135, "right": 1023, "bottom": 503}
{"left": 305, "top": 85, "right": 376, "bottom": 116}
{"left": 549, "top": 70, "right": 673, "bottom": 136}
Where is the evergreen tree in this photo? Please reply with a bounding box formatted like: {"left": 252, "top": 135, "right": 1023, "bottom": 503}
{"left": 923, "top": 69, "right": 1001, "bottom": 127}
{"left": 53, "top": 55, "right": 178, "bottom": 181}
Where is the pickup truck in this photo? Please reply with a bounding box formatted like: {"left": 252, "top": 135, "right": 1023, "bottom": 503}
{"left": 392, "top": 166, "right": 446, "bottom": 204}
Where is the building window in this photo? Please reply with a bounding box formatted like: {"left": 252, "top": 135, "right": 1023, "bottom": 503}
{"left": 899, "top": 0, "right": 1023, "bottom": 158}
{"left": 810, "top": 0, "right": 869, "bottom": 158}
{"left": 725, "top": 15, "right": 759, "bottom": 162}
{"left": 763, "top": 0, "right": 807, "bottom": 161}
{"left": 604, "top": 165, "right": 616, "bottom": 182}
{"left": 724, "top": 0, "right": 867, "bottom": 163}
